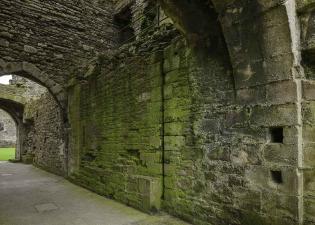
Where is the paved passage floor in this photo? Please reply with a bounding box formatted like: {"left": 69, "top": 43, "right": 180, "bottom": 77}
{"left": 0, "top": 162, "right": 189, "bottom": 225}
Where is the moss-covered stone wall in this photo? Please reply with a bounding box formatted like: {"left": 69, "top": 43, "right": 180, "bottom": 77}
{"left": 2, "top": 1, "right": 314, "bottom": 224}
{"left": 160, "top": 42, "right": 301, "bottom": 225}
{"left": 67, "top": 31, "right": 302, "bottom": 224}
{"left": 68, "top": 48, "right": 165, "bottom": 212}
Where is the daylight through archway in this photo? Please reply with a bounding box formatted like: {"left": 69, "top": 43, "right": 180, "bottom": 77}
{"left": 0, "top": 109, "right": 16, "bottom": 161}
{"left": 0, "top": 74, "right": 66, "bottom": 173}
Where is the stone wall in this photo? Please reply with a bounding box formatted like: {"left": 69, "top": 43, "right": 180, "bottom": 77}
{"left": 67, "top": 21, "right": 301, "bottom": 225}
{"left": 1, "top": 1, "right": 315, "bottom": 225}
{"left": 113, "top": 0, "right": 161, "bottom": 46}
{"left": 0, "top": 0, "right": 116, "bottom": 105}
{"left": 0, "top": 109, "right": 16, "bottom": 147}
{"left": 68, "top": 45, "right": 167, "bottom": 212}
{"left": 299, "top": 4, "right": 315, "bottom": 224}
{"left": 23, "top": 92, "right": 66, "bottom": 175}
{"left": 0, "top": 76, "right": 66, "bottom": 175}
{"left": 11, "top": 75, "right": 46, "bottom": 99}
{"left": 64, "top": 0, "right": 313, "bottom": 224}
{"left": 161, "top": 41, "right": 301, "bottom": 225}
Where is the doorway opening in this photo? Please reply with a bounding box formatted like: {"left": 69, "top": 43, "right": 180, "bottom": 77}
{"left": 0, "top": 74, "right": 67, "bottom": 175}
{"left": 0, "top": 109, "right": 16, "bottom": 161}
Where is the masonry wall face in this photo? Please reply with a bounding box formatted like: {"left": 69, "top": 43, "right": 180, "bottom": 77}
{"left": 0, "top": 109, "right": 16, "bottom": 147}
{"left": 0, "top": 0, "right": 115, "bottom": 86}
{"left": 67, "top": 29, "right": 303, "bottom": 224}
{"left": 69, "top": 52, "right": 164, "bottom": 212}
{"left": 23, "top": 93, "right": 66, "bottom": 175}
{"left": 2, "top": 1, "right": 315, "bottom": 225}
{"left": 297, "top": 6, "right": 315, "bottom": 224}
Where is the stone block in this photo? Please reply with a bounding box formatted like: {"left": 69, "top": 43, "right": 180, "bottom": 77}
{"left": 127, "top": 175, "right": 162, "bottom": 212}
{"left": 302, "top": 80, "right": 315, "bottom": 100}
{"left": 163, "top": 53, "right": 180, "bottom": 73}
{"left": 304, "top": 169, "right": 315, "bottom": 194}
{"left": 263, "top": 144, "right": 297, "bottom": 165}
{"left": 163, "top": 44, "right": 183, "bottom": 73}
{"left": 283, "top": 126, "right": 299, "bottom": 145}
{"left": 140, "top": 152, "right": 161, "bottom": 165}
{"left": 164, "top": 84, "right": 173, "bottom": 100}
{"left": 207, "top": 145, "right": 230, "bottom": 161}
{"left": 147, "top": 63, "right": 162, "bottom": 79}
{"left": 303, "top": 143, "right": 315, "bottom": 168}
{"left": 4, "top": 62, "right": 23, "bottom": 74}
{"left": 164, "top": 136, "right": 185, "bottom": 151}
{"left": 24, "top": 45, "right": 38, "bottom": 53}
{"left": 245, "top": 166, "right": 298, "bottom": 194}
{"left": 250, "top": 104, "right": 298, "bottom": 127}
{"left": 0, "top": 31, "right": 13, "bottom": 39}
{"left": 304, "top": 196, "right": 315, "bottom": 223}
{"left": 263, "top": 54, "right": 293, "bottom": 83}
{"left": 261, "top": 191, "right": 299, "bottom": 220}
{"left": 0, "top": 38, "right": 9, "bottom": 47}
{"left": 224, "top": 110, "right": 249, "bottom": 128}
{"left": 164, "top": 122, "right": 185, "bottom": 136}
{"left": 164, "top": 98, "right": 191, "bottom": 110}
{"left": 236, "top": 87, "right": 265, "bottom": 105}
{"left": 164, "top": 108, "right": 190, "bottom": 123}
{"left": 266, "top": 81, "right": 297, "bottom": 104}
{"left": 50, "top": 84, "right": 63, "bottom": 95}
{"left": 164, "top": 70, "right": 186, "bottom": 84}
{"left": 233, "top": 188, "right": 261, "bottom": 212}
{"left": 149, "top": 50, "right": 164, "bottom": 64}
{"left": 303, "top": 125, "right": 315, "bottom": 143}
{"left": 22, "top": 62, "right": 42, "bottom": 79}
{"left": 303, "top": 102, "right": 315, "bottom": 125}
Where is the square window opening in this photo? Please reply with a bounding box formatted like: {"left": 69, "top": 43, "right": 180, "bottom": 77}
{"left": 269, "top": 127, "right": 284, "bottom": 143}
{"left": 271, "top": 170, "right": 283, "bottom": 184}
{"left": 114, "top": 6, "right": 135, "bottom": 45}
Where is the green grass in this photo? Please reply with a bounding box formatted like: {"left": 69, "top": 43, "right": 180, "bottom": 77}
{"left": 0, "top": 148, "right": 15, "bottom": 161}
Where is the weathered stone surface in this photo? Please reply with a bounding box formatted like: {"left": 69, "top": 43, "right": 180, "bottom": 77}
{"left": 0, "top": 109, "right": 16, "bottom": 147}
{"left": 302, "top": 80, "right": 315, "bottom": 100}
{"left": 1, "top": 0, "right": 315, "bottom": 225}
{"left": 0, "top": 0, "right": 116, "bottom": 108}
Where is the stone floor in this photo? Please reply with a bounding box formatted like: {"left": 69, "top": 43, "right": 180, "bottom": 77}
{"left": 0, "top": 162, "right": 190, "bottom": 225}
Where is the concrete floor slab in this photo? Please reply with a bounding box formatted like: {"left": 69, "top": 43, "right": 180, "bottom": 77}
{"left": 0, "top": 162, "right": 190, "bottom": 225}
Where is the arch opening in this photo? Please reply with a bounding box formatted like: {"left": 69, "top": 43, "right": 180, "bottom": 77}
{"left": 0, "top": 60, "right": 67, "bottom": 111}
{"left": 0, "top": 98, "right": 25, "bottom": 162}
{"left": 0, "top": 109, "right": 17, "bottom": 161}
{"left": 0, "top": 75, "right": 12, "bottom": 85}
{"left": 0, "top": 74, "right": 67, "bottom": 175}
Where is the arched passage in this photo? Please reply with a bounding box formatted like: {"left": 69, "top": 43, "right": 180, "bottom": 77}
{"left": 0, "top": 59, "right": 66, "bottom": 110}
{"left": 0, "top": 98, "right": 26, "bottom": 161}
{"left": 152, "top": 1, "right": 305, "bottom": 225}
{"left": 157, "top": 0, "right": 299, "bottom": 89}
{"left": 0, "top": 109, "right": 16, "bottom": 149}
{"left": 0, "top": 77, "right": 67, "bottom": 174}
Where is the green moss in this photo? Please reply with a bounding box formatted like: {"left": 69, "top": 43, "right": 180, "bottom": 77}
{"left": 241, "top": 212, "right": 267, "bottom": 225}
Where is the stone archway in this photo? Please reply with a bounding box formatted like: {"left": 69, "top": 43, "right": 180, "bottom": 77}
{"left": 158, "top": 0, "right": 300, "bottom": 89}
{"left": 0, "top": 84, "right": 27, "bottom": 161}
{"left": 0, "top": 99, "right": 25, "bottom": 161}
{"left": 156, "top": 1, "right": 305, "bottom": 224}
{"left": 0, "top": 60, "right": 66, "bottom": 110}
{"left": 0, "top": 76, "right": 68, "bottom": 174}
